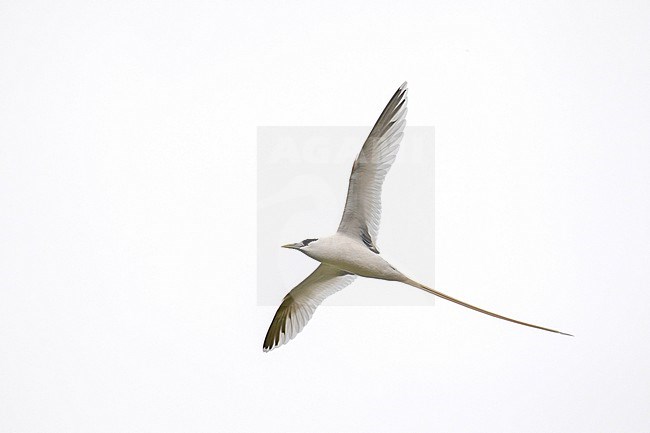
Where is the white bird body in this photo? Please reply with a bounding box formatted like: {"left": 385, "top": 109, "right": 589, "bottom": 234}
{"left": 299, "top": 234, "right": 405, "bottom": 281}
{"left": 263, "top": 82, "right": 571, "bottom": 352}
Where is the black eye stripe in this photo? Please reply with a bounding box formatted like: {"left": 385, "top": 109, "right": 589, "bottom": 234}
{"left": 302, "top": 238, "right": 318, "bottom": 246}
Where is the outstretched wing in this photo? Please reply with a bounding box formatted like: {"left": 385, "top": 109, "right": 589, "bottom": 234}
{"left": 337, "top": 82, "right": 408, "bottom": 253}
{"left": 263, "top": 264, "right": 356, "bottom": 352}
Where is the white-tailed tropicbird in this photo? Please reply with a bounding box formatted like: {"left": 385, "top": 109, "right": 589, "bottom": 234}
{"left": 263, "top": 82, "right": 571, "bottom": 352}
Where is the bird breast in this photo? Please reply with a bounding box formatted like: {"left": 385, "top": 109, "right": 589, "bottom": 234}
{"left": 302, "top": 235, "right": 404, "bottom": 281}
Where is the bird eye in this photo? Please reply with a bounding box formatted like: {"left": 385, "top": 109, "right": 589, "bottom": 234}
{"left": 302, "top": 238, "right": 318, "bottom": 246}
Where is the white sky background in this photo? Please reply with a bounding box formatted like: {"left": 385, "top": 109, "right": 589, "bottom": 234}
{"left": 1, "top": 1, "right": 649, "bottom": 432}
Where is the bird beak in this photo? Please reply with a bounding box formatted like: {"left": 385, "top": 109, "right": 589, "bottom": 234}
{"left": 281, "top": 243, "right": 302, "bottom": 249}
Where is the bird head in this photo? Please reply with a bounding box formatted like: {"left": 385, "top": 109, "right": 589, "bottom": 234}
{"left": 282, "top": 238, "right": 319, "bottom": 250}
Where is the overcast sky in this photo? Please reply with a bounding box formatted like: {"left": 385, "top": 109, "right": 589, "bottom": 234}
{"left": 1, "top": 1, "right": 649, "bottom": 432}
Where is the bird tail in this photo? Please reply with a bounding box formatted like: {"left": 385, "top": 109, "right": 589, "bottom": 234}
{"left": 402, "top": 277, "right": 573, "bottom": 336}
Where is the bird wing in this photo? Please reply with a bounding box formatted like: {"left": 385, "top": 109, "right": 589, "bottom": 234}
{"left": 263, "top": 264, "right": 356, "bottom": 352}
{"left": 337, "top": 82, "right": 408, "bottom": 253}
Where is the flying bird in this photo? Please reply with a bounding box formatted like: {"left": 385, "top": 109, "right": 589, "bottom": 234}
{"left": 263, "top": 82, "right": 571, "bottom": 352}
